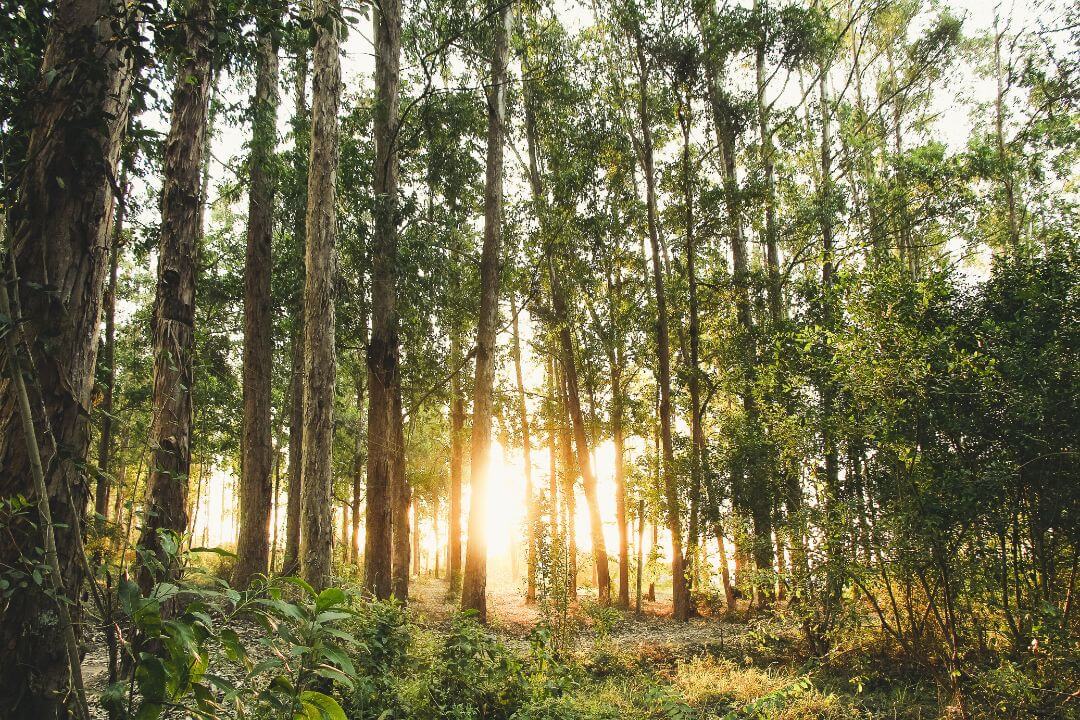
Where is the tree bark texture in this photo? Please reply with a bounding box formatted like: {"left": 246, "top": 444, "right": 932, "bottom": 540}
{"left": 364, "top": 0, "right": 402, "bottom": 600}
{"left": 299, "top": 0, "right": 341, "bottom": 591}
{"left": 235, "top": 30, "right": 279, "bottom": 587}
{"left": 0, "top": 1, "right": 133, "bottom": 711}
{"left": 461, "top": 0, "right": 510, "bottom": 621}
{"left": 137, "top": 0, "right": 212, "bottom": 595}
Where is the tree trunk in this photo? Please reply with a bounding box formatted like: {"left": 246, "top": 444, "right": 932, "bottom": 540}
{"left": 95, "top": 176, "right": 126, "bottom": 529}
{"left": 364, "top": 0, "right": 402, "bottom": 601}
{"left": 448, "top": 331, "right": 465, "bottom": 592}
{"left": 511, "top": 295, "right": 538, "bottom": 604}
{"left": 137, "top": 0, "right": 212, "bottom": 596}
{"left": 612, "top": 359, "right": 629, "bottom": 608}
{"left": 556, "top": 364, "right": 579, "bottom": 602}
{"left": 460, "top": 0, "right": 510, "bottom": 622}
{"left": 633, "top": 29, "right": 690, "bottom": 622}
{"left": 713, "top": 88, "right": 774, "bottom": 608}
{"left": 0, "top": 0, "right": 132, "bottom": 701}
{"left": 549, "top": 270, "right": 611, "bottom": 604}
{"left": 235, "top": 29, "right": 280, "bottom": 587}
{"left": 282, "top": 41, "right": 309, "bottom": 578}
{"left": 299, "top": 0, "right": 341, "bottom": 591}
{"left": 391, "top": 379, "right": 410, "bottom": 599}
{"left": 351, "top": 365, "right": 365, "bottom": 565}
{"left": 754, "top": 1, "right": 783, "bottom": 325}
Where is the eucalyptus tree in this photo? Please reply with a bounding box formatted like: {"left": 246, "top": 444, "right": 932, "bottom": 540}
{"left": 462, "top": 0, "right": 512, "bottom": 620}
{"left": 365, "top": 0, "right": 406, "bottom": 601}
{"left": 0, "top": 0, "right": 134, "bottom": 711}
{"left": 299, "top": 0, "right": 343, "bottom": 591}
{"left": 235, "top": 7, "right": 282, "bottom": 587}
{"left": 281, "top": 35, "right": 309, "bottom": 576}
{"left": 138, "top": 0, "right": 215, "bottom": 592}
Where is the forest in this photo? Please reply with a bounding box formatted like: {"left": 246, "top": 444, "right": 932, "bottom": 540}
{"left": 0, "top": 0, "right": 1077, "bottom": 717}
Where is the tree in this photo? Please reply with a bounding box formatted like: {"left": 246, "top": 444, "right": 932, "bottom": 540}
{"left": 629, "top": 19, "right": 691, "bottom": 622}
{"left": 461, "top": 0, "right": 511, "bottom": 621}
{"left": 138, "top": 0, "right": 213, "bottom": 594}
{"left": 281, "top": 38, "right": 308, "bottom": 577}
{"left": 0, "top": 0, "right": 133, "bottom": 711}
{"left": 235, "top": 19, "right": 280, "bottom": 587}
{"left": 300, "top": 0, "right": 342, "bottom": 591}
{"left": 365, "top": 0, "right": 403, "bottom": 600}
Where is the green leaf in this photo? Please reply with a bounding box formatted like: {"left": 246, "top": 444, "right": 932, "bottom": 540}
{"left": 220, "top": 627, "right": 247, "bottom": 664}
{"left": 314, "top": 665, "right": 355, "bottom": 691}
{"left": 189, "top": 546, "right": 237, "bottom": 558}
{"left": 280, "top": 575, "right": 317, "bottom": 598}
{"left": 315, "top": 587, "right": 346, "bottom": 612}
{"left": 315, "top": 610, "right": 353, "bottom": 624}
{"left": 295, "top": 690, "right": 347, "bottom": 720}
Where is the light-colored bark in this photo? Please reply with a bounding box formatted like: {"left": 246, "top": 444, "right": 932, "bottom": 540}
{"left": 300, "top": 0, "right": 342, "bottom": 591}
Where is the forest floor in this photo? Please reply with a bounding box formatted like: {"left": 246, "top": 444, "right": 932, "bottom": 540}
{"left": 404, "top": 576, "right": 947, "bottom": 719}
{"left": 82, "top": 575, "right": 950, "bottom": 719}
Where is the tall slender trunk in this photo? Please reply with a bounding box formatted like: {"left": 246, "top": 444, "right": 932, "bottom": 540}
{"left": 693, "top": 3, "right": 739, "bottom": 611}
{"left": 549, "top": 269, "right": 611, "bottom": 604}
{"left": 611, "top": 353, "right": 629, "bottom": 608}
{"left": 391, "top": 379, "right": 410, "bottom": 599}
{"left": 818, "top": 64, "right": 843, "bottom": 633}
{"left": 680, "top": 88, "right": 707, "bottom": 612}
{"left": 282, "top": 42, "right": 309, "bottom": 578}
{"left": 448, "top": 331, "right": 464, "bottom": 592}
{"left": 351, "top": 365, "right": 365, "bottom": 565}
{"left": 0, "top": 0, "right": 138, "bottom": 683}
{"left": 633, "top": 28, "right": 689, "bottom": 622}
{"left": 994, "top": 13, "right": 1019, "bottom": 248}
{"left": 138, "top": 0, "right": 213, "bottom": 595}
{"left": 556, "top": 365, "right": 579, "bottom": 602}
{"left": 235, "top": 29, "right": 280, "bottom": 587}
{"left": 714, "top": 86, "right": 775, "bottom": 607}
{"left": 95, "top": 177, "right": 127, "bottom": 527}
{"left": 364, "top": 0, "right": 402, "bottom": 600}
{"left": 754, "top": 1, "right": 783, "bottom": 324}
{"left": 299, "top": 0, "right": 341, "bottom": 591}
{"left": 271, "top": 444, "right": 281, "bottom": 571}
{"left": 511, "top": 295, "right": 538, "bottom": 603}
{"left": 461, "top": 0, "right": 510, "bottom": 621}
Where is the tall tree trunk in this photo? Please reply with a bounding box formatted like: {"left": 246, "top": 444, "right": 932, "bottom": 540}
{"left": 364, "top": 0, "right": 402, "bottom": 601}
{"left": 632, "top": 28, "right": 690, "bottom": 622}
{"left": 95, "top": 176, "right": 127, "bottom": 528}
{"left": 235, "top": 28, "right": 280, "bottom": 587}
{"left": 351, "top": 364, "right": 365, "bottom": 565}
{"left": 282, "top": 42, "right": 309, "bottom": 578}
{"left": 511, "top": 295, "right": 538, "bottom": 604}
{"left": 754, "top": 0, "right": 783, "bottom": 324}
{"left": 713, "top": 87, "right": 774, "bottom": 607}
{"left": 448, "top": 331, "right": 465, "bottom": 592}
{"left": 461, "top": 0, "right": 510, "bottom": 622}
{"left": 817, "top": 63, "right": 843, "bottom": 641}
{"left": 391, "top": 379, "right": 410, "bottom": 599}
{"left": 549, "top": 270, "right": 611, "bottom": 604}
{"left": 299, "top": 0, "right": 341, "bottom": 591}
{"left": 137, "top": 0, "right": 212, "bottom": 595}
{"left": 679, "top": 87, "right": 707, "bottom": 613}
{"left": 694, "top": 0, "right": 739, "bottom": 613}
{"left": 0, "top": 3, "right": 132, "bottom": 711}
{"left": 612, "top": 353, "right": 629, "bottom": 608}
{"left": 556, "top": 363, "right": 579, "bottom": 602}
{"left": 993, "top": 13, "right": 1019, "bottom": 249}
